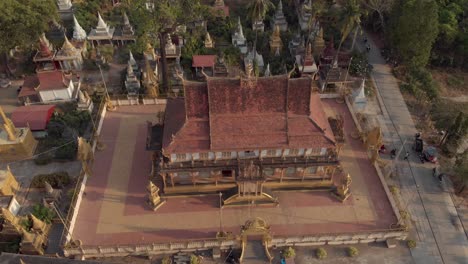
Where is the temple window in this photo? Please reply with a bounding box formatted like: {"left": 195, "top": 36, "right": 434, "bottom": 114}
{"left": 286, "top": 167, "right": 296, "bottom": 176}
{"left": 263, "top": 168, "right": 274, "bottom": 176}
{"left": 244, "top": 150, "right": 256, "bottom": 157}
{"left": 222, "top": 170, "right": 233, "bottom": 177}
{"left": 289, "top": 149, "right": 299, "bottom": 156}
{"left": 222, "top": 152, "right": 231, "bottom": 158}
{"left": 199, "top": 153, "right": 209, "bottom": 160}
{"left": 266, "top": 149, "right": 276, "bottom": 156}
{"left": 176, "top": 153, "right": 187, "bottom": 161}
{"left": 309, "top": 148, "right": 321, "bottom": 156}
{"left": 306, "top": 167, "right": 317, "bottom": 174}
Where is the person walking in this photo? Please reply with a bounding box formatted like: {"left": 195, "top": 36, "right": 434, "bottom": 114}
{"left": 404, "top": 151, "right": 410, "bottom": 160}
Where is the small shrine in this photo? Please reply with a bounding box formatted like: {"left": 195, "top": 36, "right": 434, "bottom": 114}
{"left": 0, "top": 106, "right": 38, "bottom": 162}
{"left": 77, "top": 89, "right": 94, "bottom": 112}
{"left": 55, "top": 35, "right": 83, "bottom": 71}
{"left": 288, "top": 32, "right": 305, "bottom": 57}
{"left": 244, "top": 48, "right": 264, "bottom": 72}
{"left": 213, "top": 54, "right": 229, "bottom": 77}
{"left": 298, "top": 0, "right": 313, "bottom": 31}
{"left": 128, "top": 50, "right": 138, "bottom": 72}
{"left": 87, "top": 12, "right": 115, "bottom": 47}
{"left": 314, "top": 27, "right": 326, "bottom": 56}
{"left": 252, "top": 19, "right": 265, "bottom": 32}
{"left": 164, "top": 34, "right": 181, "bottom": 59}
{"left": 125, "top": 62, "right": 141, "bottom": 95}
{"left": 192, "top": 55, "right": 216, "bottom": 77}
{"left": 353, "top": 78, "right": 367, "bottom": 109}
{"left": 142, "top": 57, "right": 159, "bottom": 98}
{"left": 147, "top": 181, "right": 165, "bottom": 211}
{"left": 298, "top": 43, "right": 317, "bottom": 75}
{"left": 269, "top": 25, "right": 283, "bottom": 55}
{"left": 232, "top": 17, "right": 248, "bottom": 54}
{"left": 319, "top": 60, "right": 352, "bottom": 91}
{"left": 113, "top": 12, "right": 136, "bottom": 46}
{"left": 33, "top": 34, "right": 57, "bottom": 72}
{"left": 204, "top": 32, "right": 214, "bottom": 49}
{"left": 144, "top": 43, "right": 157, "bottom": 61}
{"left": 72, "top": 15, "right": 87, "bottom": 42}
{"left": 264, "top": 63, "right": 271, "bottom": 77}
{"left": 212, "top": 0, "right": 229, "bottom": 17}
{"left": 332, "top": 173, "right": 352, "bottom": 202}
{"left": 272, "top": 0, "right": 288, "bottom": 31}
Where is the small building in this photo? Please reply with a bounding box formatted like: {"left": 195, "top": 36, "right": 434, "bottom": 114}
{"left": 113, "top": 12, "right": 136, "bottom": 46}
{"left": 18, "top": 76, "right": 40, "bottom": 105}
{"left": 0, "top": 168, "right": 20, "bottom": 197}
{"left": 212, "top": 0, "right": 229, "bottom": 17}
{"left": 33, "top": 34, "right": 57, "bottom": 72}
{"left": 297, "top": 44, "right": 317, "bottom": 75}
{"left": 0, "top": 195, "right": 21, "bottom": 216}
{"left": 272, "top": 0, "right": 288, "bottom": 31}
{"left": 87, "top": 12, "right": 115, "bottom": 47}
{"left": 54, "top": 36, "right": 84, "bottom": 71}
{"left": 192, "top": 55, "right": 216, "bottom": 77}
{"left": 164, "top": 34, "right": 181, "bottom": 60}
{"left": 36, "top": 71, "right": 79, "bottom": 103}
{"left": 11, "top": 105, "right": 55, "bottom": 137}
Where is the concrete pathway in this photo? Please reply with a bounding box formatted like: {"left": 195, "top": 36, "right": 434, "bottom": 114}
{"left": 361, "top": 33, "right": 468, "bottom": 264}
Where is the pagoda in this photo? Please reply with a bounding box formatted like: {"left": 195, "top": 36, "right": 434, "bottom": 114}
{"left": 142, "top": 57, "right": 159, "bottom": 98}
{"left": 72, "top": 15, "right": 87, "bottom": 41}
{"left": 56, "top": 0, "right": 72, "bottom": 12}
{"left": 113, "top": 12, "right": 136, "bottom": 45}
{"left": 314, "top": 27, "right": 326, "bottom": 56}
{"left": 87, "top": 12, "right": 115, "bottom": 47}
{"left": 0, "top": 106, "right": 37, "bottom": 162}
{"left": 204, "top": 32, "right": 214, "bottom": 49}
{"left": 270, "top": 25, "right": 283, "bottom": 55}
{"left": 213, "top": 54, "right": 229, "bottom": 77}
{"left": 232, "top": 17, "right": 247, "bottom": 54}
{"left": 125, "top": 62, "right": 141, "bottom": 95}
{"left": 299, "top": 43, "right": 317, "bottom": 75}
{"left": 272, "top": 0, "right": 288, "bottom": 31}
{"left": 33, "top": 34, "right": 57, "bottom": 72}
{"left": 212, "top": 0, "right": 229, "bottom": 17}
{"left": 298, "top": 0, "right": 313, "bottom": 31}
{"left": 55, "top": 35, "right": 83, "bottom": 71}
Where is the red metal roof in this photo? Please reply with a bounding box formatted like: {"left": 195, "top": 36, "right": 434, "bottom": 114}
{"left": 192, "top": 55, "right": 216, "bottom": 68}
{"left": 163, "top": 76, "right": 336, "bottom": 154}
{"left": 36, "top": 71, "right": 68, "bottom": 91}
{"left": 11, "top": 105, "right": 55, "bottom": 131}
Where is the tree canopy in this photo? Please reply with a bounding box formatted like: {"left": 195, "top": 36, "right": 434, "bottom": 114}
{"left": 389, "top": 0, "right": 439, "bottom": 68}
{"left": 0, "top": 0, "right": 58, "bottom": 54}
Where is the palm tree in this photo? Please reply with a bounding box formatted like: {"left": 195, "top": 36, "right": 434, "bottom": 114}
{"left": 248, "top": 0, "right": 274, "bottom": 74}
{"left": 338, "top": 0, "right": 364, "bottom": 53}
{"left": 303, "top": 0, "right": 326, "bottom": 73}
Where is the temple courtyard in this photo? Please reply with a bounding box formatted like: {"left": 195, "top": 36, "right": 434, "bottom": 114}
{"left": 72, "top": 101, "right": 397, "bottom": 247}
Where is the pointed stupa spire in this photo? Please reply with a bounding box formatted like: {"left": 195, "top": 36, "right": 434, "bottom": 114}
{"left": 237, "top": 17, "right": 244, "bottom": 39}
{"left": 264, "top": 63, "right": 271, "bottom": 77}
{"left": 73, "top": 15, "right": 87, "bottom": 41}
{"left": 0, "top": 106, "right": 17, "bottom": 141}
{"left": 204, "top": 32, "right": 214, "bottom": 48}
{"left": 278, "top": 0, "right": 283, "bottom": 12}
{"left": 123, "top": 12, "right": 130, "bottom": 25}
{"left": 127, "top": 61, "right": 134, "bottom": 76}
{"left": 129, "top": 50, "right": 136, "bottom": 66}
{"left": 97, "top": 12, "right": 108, "bottom": 29}
{"left": 61, "top": 35, "right": 77, "bottom": 56}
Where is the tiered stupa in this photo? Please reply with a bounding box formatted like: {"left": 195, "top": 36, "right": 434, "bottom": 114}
{"left": 87, "top": 12, "right": 115, "bottom": 46}
{"left": 314, "top": 27, "right": 326, "bottom": 56}
{"left": 232, "top": 17, "right": 247, "bottom": 54}
{"left": 299, "top": 43, "right": 317, "bottom": 74}
{"left": 270, "top": 25, "right": 283, "bottom": 55}
{"left": 55, "top": 35, "right": 83, "bottom": 71}
{"left": 272, "top": 0, "right": 288, "bottom": 31}
{"left": 204, "top": 32, "right": 214, "bottom": 48}
{"left": 125, "top": 62, "right": 141, "bottom": 95}
{"left": 33, "top": 34, "right": 57, "bottom": 72}
{"left": 72, "top": 15, "right": 87, "bottom": 41}
{"left": 143, "top": 57, "right": 159, "bottom": 98}
{"left": 113, "top": 12, "right": 136, "bottom": 45}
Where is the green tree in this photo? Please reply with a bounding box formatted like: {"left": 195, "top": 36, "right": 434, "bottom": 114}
{"left": 363, "top": 0, "right": 394, "bottom": 30}
{"left": 32, "top": 204, "right": 56, "bottom": 224}
{"left": 248, "top": 0, "right": 274, "bottom": 75}
{"left": 389, "top": 0, "right": 439, "bottom": 68}
{"left": 129, "top": 0, "right": 208, "bottom": 92}
{"left": 339, "top": 0, "right": 364, "bottom": 52}
{"left": 443, "top": 111, "right": 468, "bottom": 154}
{"left": 0, "top": 0, "right": 57, "bottom": 58}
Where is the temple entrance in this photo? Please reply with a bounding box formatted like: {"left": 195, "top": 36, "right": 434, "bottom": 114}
{"left": 223, "top": 161, "right": 278, "bottom": 207}
{"left": 239, "top": 218, "right": 273, "bottom": 263}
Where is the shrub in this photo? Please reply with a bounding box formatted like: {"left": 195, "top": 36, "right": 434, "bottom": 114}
{"left": 30, "top": 172, "right": 71, "bottom": 188}
{"left": 32, "top": 204, "right": 56, "bottom": 224}
{"left": 161, "top": 256, "right": 172, "bottom": 264}
{"left": 347, "top": 246, "right": 359, "bottom": 257}
{"left": 316, "top": 247, "right": 327, "bottom": 259}
{"left": 282, "top": 247, "right": 296, "bottom": 258}
{"left": 190, "top": 255, "right": 200, "bottom": 264}
{"left": 407, "top": 239, "right": 417, "bottom": 249}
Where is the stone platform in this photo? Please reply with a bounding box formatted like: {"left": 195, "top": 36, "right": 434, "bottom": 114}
{"left": 70, "top": 102, "right": 400, "bottom": 255}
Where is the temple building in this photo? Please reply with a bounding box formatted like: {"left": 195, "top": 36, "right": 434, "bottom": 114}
{"left": 54, "top": 36, "right": 83, "bottom": 71}
{"left": 297, "top": 0, "right": 313, "bottom": 31}
{"left": 192, "top": 55, "right": 216, "bottom": 78}
{"left": 0, "top": 107, "right": 38, "bottom": 162}
{"left": 156, "top": 74, "right": 342, "bottom": 206}
{"left": 87, "top": 13, "right": 115, "bottom": 47}
{"left": 113, "top": 12, "right": 136, "bottom": 45}
{"left": 269, "top": 25, "right": 283, "bottom": 55}
{"left": 33, "top": 34, "right": 57, "bottom": 72}
{"left": 232, "top": 17, "right": 248, "bottom": 54}
{"left": 271, "top": 0, "right": 288, "bottom": 31}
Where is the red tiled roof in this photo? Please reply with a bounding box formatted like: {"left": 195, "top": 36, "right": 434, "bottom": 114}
{"left": 18, "top": 76, "right": 39, "bottom": 98}
{"left": 11, "top": 105, "right": 55, "bottom": 131}
{"left": 36, "top": 71, "right": 68, "bottom": 91}
{"left": 163, "top": 76, "right": 336, "bottom": 154}
{"left": 192, "top": 55, "right": 216, "bottom": 68}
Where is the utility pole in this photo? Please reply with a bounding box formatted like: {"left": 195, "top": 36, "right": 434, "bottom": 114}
{"left": 219, "top": 192, "right": 223, "bottom": 233}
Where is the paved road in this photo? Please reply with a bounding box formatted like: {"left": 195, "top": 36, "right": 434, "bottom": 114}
{"left": 361, "top": 33, "right": 468, "bottom": 264}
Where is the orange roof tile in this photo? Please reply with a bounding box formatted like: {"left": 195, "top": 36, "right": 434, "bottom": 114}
{"left": 192, "top": 55, "right": 216, "bottom": 68}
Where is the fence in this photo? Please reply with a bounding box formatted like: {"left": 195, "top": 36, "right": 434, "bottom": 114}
{"left": 108, "top": 94, "right": 167, "bottom": 106}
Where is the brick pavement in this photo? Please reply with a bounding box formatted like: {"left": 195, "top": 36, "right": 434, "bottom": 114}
{"left": 72, "top": 104, "right": 397, "bottom": 247}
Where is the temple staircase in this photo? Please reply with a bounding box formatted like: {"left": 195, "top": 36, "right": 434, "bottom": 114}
{"left": 241, "top": 240, "right": 271, "bottom": 264}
